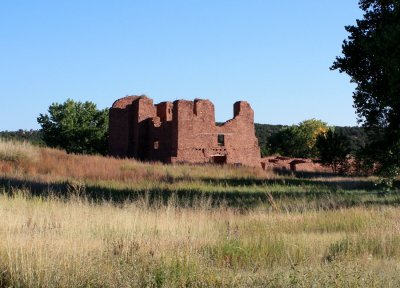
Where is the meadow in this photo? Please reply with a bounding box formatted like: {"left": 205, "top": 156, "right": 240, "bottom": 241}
{"left": 0, "top": 140, "right": 400, "bottom": 287}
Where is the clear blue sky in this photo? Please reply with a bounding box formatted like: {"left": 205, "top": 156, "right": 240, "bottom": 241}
{"left": 0, "top": 0, "right": 362, "bottom": 131}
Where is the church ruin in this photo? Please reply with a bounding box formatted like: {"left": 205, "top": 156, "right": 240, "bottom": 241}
{"left": 108, "top": 96, "right": 261, "bottom": 167}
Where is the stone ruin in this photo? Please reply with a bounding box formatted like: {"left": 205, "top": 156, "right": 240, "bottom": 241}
{"left": 108, "top": 95, "right": 261, "bottom": 167}
{"left": 260, "top": 156, "right": 332, "bottom": 173}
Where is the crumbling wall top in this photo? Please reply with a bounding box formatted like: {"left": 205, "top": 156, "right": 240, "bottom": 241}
{"left": 111, "top": 95, "right": 151, "bottom": 109}
{"left": 234, "top": 101, "right": 253, "bottom": 119}
{"left": 111, "top": 96, "right": 140, "bottom": 109}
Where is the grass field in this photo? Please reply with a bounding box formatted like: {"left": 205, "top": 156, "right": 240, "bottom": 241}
{"left": 0, "top": 140, "right": 400, "bottom": 287}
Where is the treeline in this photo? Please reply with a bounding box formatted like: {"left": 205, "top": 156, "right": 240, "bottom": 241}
{"left": 0, "top": 130, "right": 44, "bottom": 146}
{"left": 255, "top": 123, "right": 367, "bottom": 157}
{"left": 1, "top": 123, "right": 367, "bottom": 158}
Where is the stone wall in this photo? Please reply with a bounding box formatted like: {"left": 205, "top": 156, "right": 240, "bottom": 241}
{"left": 108, "top": 96, "right": 139, "bottom": 157}
{"left": 108, "top": 96, "right": 261, "bottom": 167}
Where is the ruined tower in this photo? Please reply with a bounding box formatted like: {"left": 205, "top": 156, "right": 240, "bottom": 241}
{"left": 109, "top": 96, "right": 261, "bottom": 167}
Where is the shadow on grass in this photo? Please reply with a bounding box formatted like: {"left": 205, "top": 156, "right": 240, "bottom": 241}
{"left": 198, "top": 177, "right": 377, "bottom": 191}
{"left": 0, "top": 176, "right": 398, "bottom": 210}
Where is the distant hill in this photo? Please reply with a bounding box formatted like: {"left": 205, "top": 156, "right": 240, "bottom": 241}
{"left": 1, "top": 124, "right": 367, "bottom": 157}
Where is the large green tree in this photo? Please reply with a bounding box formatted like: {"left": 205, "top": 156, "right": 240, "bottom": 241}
{"left": 331, "top": 0, "right": 400, "bottom": 179}
{"left": 269, "top": 119, "right": 328, "bottom": 158}
{"left": 316, "top": 129, "right": 351, "bottom": 174}
{"left": 37, "top": 99, "right": 109, "bottom": 155}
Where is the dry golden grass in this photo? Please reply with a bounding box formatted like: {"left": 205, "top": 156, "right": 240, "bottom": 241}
{"left": 0, "top": 139, "right": 39, "bottom": 164}
{"left": 1, "top": 192, "right": 400, "bottom": 287}
{"left": 0, "top": 140, "right": 399, "bottom": 286}
{"left": 0, "top": 145, "right": 272, "bottom": 183}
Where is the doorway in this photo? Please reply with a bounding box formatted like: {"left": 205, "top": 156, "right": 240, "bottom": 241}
{"left": 211, "top": 155, "right": 227, "bottom": 165}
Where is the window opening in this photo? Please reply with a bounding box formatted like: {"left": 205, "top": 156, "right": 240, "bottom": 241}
{"left": 154, "top": 139, "right": 159, "bottom": 150}
{"left": 217, "top": 134, "right": 225, "bottom": 146}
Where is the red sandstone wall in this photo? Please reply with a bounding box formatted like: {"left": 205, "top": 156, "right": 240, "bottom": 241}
{"left": 131, "top": 97, "right": 156, "bottom": 160}
{"left": 109, "top": 96, "right": 261, "bottom": 167}
{"left": 108, "top": 96, "right": 140, "bottom": 157}
{"left": 261, "top": 156, "right": 332, "bottom": 173}
{"left": 171, "top": 99, "right": 261, "bottom": 167}
{"left": 216, "top": 102, "right": 261, "bottom": 167}
{"left": 156, "top": 102, "right": 173, "bottom": 122}
{"left": 173, "top": 99, "right": 217, "bottom": 163}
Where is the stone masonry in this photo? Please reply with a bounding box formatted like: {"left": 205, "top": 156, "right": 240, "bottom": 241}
{"left": 109, "top": 95, "right": 261, "bottom": 167}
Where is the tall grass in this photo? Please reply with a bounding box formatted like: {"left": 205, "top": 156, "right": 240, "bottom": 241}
{"left": 0, "top": 139, "right": 39, "bottom": 164}
{"left": 0, "top": 139, "right": 399, "bottom": 286}
{"left": 0, "top": 192, "right": 400, "bottom": 287}
{"left": 0, "top": 139, "right": 396, "bottom": 212}
{"left": 0, "top": 144, "right": 272, "bottom": 182}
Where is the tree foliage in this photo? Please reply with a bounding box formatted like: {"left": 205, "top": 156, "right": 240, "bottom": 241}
{"left": 331, "top": 0, "right": 400, "bottom": 180}
{"left": 334, "top": 126, "right": 368, "bottom": 153}
{"left": 268, "top": 119, "right": 328, "bottom": 158}
{"left": 0, "top": 130, "right": 44, "bottom": 146}
{"left": 316, "top": 129, "right": 351, "bottom": 174}
{"left": 255, "top": 124, "right": 367, "bottom": 157}
{"left": 254, "top": 123, "right": 285, "bottom": 157}
{"left": 37, "top": 99, "right": 109, "bottom": 155}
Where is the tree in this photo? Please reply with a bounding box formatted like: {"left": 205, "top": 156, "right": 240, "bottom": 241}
{"left": 254, "top": 123, "right": 285, "bottom": 157}
{"left": 331, "top": 0, "right": 400, "bottom": 181}
{"left": 37, "top": 99, "right": 109, "bottom": 155}
{"left": 296, "top": 119, "right": 329, "bottom": 157}
{"left": 0, "top": 130, "right": 44, "bottom": 146}
{"left": 269, "top": 126, "right": 302, "bottom": 157}
{"left": 316, "top": 129, "right": 351, "bottom": 174}
{"left": 269, "top": 119, "right": 328, "bottom": 158}
{"left": 253, "top": 123, "right": 367, "bottom": 157}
